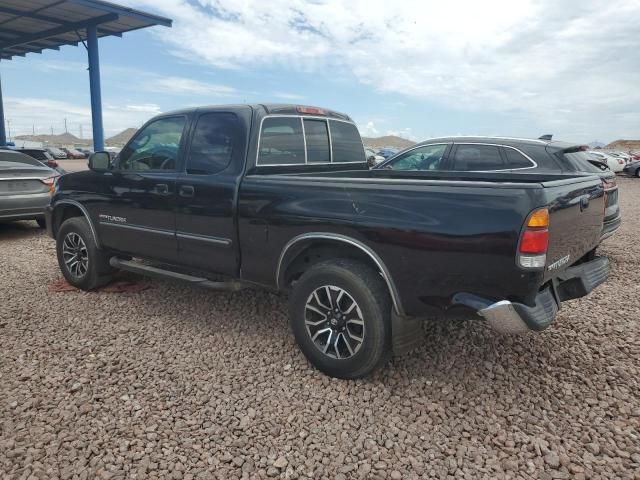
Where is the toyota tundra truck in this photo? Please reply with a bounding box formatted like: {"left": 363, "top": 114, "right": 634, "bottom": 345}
{"left": 46, "top": 104, "right": 610, "bottom": 378}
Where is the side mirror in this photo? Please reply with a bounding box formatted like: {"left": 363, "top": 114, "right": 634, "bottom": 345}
{"left": 88, "top": 151, "right": 111, "bottom": 171}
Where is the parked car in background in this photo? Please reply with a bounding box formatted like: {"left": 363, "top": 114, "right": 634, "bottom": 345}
{"left": 622, "top": 160, "right": 640, "bottom": 178}
{"left": 77, "top": 148, "right": 94, "bottom": 157}
{"left": 46, "top": 104, "right": 611, "bottom": 378}
{"left": 0, "top": 150, "right": 59, "bottom": 228}
{"left": 61, "top": 147, "right": 86, "bottom": 159}
{"left": 377, "top": 137, "right": 621, "bottom": 240}
{"left": 365, "top": 148, "right": 385, "bottom": 167}
{"left": 588, "top": 151, "right": 625, "bottom": 172}
{"left": 377, "top": 147, "right": 399, "bottom": 159}
{"left": 606, "top": 151, "right": 631, "bottom": 164}
{"left": 16, "top": 148, "right": 66, "bottom": 173}
{"left": 46, "top": 147, "right": 67, "bottom": 159}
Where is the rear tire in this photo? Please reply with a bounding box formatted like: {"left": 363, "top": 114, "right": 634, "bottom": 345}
{"left": 56, "top": 217, "right": 115, "bottom": 290}
{"left": 288, "top": 259, "right": 391, "bottom": 379}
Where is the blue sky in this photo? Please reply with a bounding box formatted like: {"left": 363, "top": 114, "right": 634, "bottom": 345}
{"left": 2, "top": 0, "right": 639, "bottom": 144}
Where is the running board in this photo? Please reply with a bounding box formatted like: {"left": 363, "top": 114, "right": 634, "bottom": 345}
{"left": 109, "top": 257, "right": 246, "bottom": 291}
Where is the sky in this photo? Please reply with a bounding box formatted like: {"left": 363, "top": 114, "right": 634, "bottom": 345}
{"left": 1, "top": 0, "right": 639, "bottom": 144}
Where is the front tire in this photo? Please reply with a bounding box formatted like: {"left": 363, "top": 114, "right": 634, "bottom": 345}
{"left": 56, "top": 217, "right": 115, "bottom": 290}
{"left": 288, "top": 259, "right": 391, "bottom": 379}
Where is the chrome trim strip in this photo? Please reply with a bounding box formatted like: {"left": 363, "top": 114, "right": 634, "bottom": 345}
{"left": 276, "top": 232, "right": 404, "bottom": 315}
{"left": 255, "top": 114, "right": 365, "bottom": 167}
{"left": 300, "top": 117, "right": 308, "bottom": 164}
{"left": 245, "top": 174, "right": 545, "bottom": 189}
{"left": 99, "top": 221, "right": 174, "bottom": 237}
{"left": 176, "top": 232, "right": 232, "bottom": 247}
{"left": 53, "top": 199, "right": 101, "bottom": 248}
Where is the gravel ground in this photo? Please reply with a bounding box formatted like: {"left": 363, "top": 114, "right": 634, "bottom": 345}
{"left": 1, "top": 178, "right": 639, "bottom": 480}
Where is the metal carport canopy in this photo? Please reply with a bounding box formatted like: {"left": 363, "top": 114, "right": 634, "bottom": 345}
{"left": 0, "top": 0, "right": 172, "bottom": 150}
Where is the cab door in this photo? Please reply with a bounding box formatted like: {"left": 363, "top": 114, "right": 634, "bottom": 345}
{"left": 96, "top": 115, "right": 188, "bottom": 262}
{"left": 175, "top": 110, "right": 247, "bottom": 276}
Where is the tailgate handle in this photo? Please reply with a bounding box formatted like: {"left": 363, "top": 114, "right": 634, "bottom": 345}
{"left": 179, "top": 185, "right": 195, "bottom": 197}
{"left": 580, "top": 196, "right": 590, "bottom": 211}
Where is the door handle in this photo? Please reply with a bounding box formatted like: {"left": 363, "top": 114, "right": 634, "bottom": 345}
{"left": 153, "top": 183, "right": 170, "bottom": 195}
{"left": 179, "top": 185, "right": 195, "bottom": 197}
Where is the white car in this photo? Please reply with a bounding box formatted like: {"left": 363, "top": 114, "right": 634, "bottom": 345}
{"left": 588, "top": 151, "right": 625, "bottom": 173}
{"left": 606, "top": 151, "right": 632, "bottom": 164}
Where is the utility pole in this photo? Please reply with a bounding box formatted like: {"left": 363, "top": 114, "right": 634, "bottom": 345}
{"left": 6, "top": 119, "right": 11, "bottom": 142}
{"left": 64, "top": 118, "right": 68, "bottom": 133}
{"left": 32, "top": 124, "right": 35, "bottom": 135}
{"left": 51, "top": 126, "right": 53, "bottom": 136}
{"left": 79, "top": 124, "right": 83, "bottom": 139}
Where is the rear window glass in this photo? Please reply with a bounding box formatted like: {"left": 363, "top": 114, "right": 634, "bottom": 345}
{"left": 563, "top": 151, "right": 606, "bottom": 173}
{"left": 304, "top": 119, "right": 330, "bottom": 163}
{"left": 329, "top": 120, "right": 365, "bottom": 163}
{"left": 503, "top": 148, "right": 534, "bottom": 169}
{"left": 0, "top": 151, "right": 43, "bottom": 166}
{"left": 258, "top": 117, "right": 305, "bottom": 165}
{"left": 452, "top": 144, "right": 504, "bottom": 171}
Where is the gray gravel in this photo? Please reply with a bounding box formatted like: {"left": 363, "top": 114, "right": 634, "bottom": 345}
{"left": 1, "top": 178, "right": 639, "bottom": 480}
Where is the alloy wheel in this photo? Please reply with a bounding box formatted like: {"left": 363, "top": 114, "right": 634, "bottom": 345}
{"left": 62, "top": 232, "right": 89, "bottom": 278}
{"left": 304, "top": 285, "right": 365, "bottom": 359}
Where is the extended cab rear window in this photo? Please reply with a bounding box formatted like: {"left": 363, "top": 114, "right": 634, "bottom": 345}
{"left": 257, "top": 116, "right": 365, "bottom": 166}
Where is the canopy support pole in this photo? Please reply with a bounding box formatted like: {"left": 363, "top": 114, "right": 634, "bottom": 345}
{"left": 87, "top": 25, "right": 104, "bottom": 151}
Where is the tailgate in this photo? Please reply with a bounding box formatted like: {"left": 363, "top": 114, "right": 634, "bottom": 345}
{"left": 543, "top": 178, "right": 604, "bottom": 281}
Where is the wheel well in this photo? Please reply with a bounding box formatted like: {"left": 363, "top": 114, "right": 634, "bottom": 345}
{"left": 52, "top": 204, "right": 84, "bottom": 238}
{"left": 281, "top": 240, "right": 377, "bottom": 289}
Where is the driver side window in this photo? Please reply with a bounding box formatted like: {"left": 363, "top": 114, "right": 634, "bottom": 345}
{"left": 117, "top": 116, "right": 186, "bottom": 171}
{"left": 386, "top": 144, "right": 448, "bottom": 171}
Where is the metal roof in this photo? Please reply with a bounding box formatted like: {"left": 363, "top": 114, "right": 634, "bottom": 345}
{"left": 0, "top": 0, "right": 172, "bottom": 60}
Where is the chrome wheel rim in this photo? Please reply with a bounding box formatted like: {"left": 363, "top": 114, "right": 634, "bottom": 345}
{"left": 62, "top": 232, "right": 89, "bottom": 278}
{"left": 304, "top": 285, "right": 365, "bottom": 359}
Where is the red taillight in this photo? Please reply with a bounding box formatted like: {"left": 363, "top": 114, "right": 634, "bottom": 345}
{"left": 518, "top": 208, "right": 549, "bottom": 269}
{"left": 40, "top": 176, "right": 56, "bottom": 186}
{"left": 520, "top": 229, "right": 549, "bottom": 254}
{"left": 296, "top": 106, "right": 326, "bottom": 115}
{"left": 618, "top": 159, "right": 624, "bottom": 165}
{"left": 47, "top": 160, "right": 58, "bottom": 168}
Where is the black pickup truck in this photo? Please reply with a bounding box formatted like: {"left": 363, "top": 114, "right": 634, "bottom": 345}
{"left": 46, "top": 104, "right": 610, "bottom": 378}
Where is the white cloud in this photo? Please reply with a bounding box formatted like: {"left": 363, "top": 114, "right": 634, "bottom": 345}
{"left": 4, "top": 97, "right": 161, "bottom": 138}
{"left": 272, "top": 92, "right": 306, "bottom": 101}
{"left": 147, "top": 76, "right": 237, "bottom": 96}
{"left": 359, "top": 121, "right": 379, "bottom": 137}
{"left": 130, "top": 0, "right": 640, "bottom": 141}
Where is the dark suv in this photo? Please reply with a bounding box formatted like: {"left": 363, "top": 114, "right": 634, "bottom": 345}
{"left": 377, "top": 137, "right": 621, "bottom": 240}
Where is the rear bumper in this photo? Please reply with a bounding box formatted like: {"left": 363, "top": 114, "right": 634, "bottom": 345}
{"left": 601, "top": 214, "right": 621, "bottom": 241}
{"left": 475, "top": 256, "right": 609, "bottom": 333}
{"left": 0, "top": 192, "right": 49, "bottom": 221}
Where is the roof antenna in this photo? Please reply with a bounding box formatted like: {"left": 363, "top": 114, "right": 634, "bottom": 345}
{"left": 538, "top": 134, "right": 553, "bottom": 141}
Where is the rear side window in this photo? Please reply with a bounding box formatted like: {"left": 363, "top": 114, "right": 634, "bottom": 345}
{"left": 563, "top": 151, "right": 606, "bottom": 173}
{"left": 452, "top": 144, "right": 504, "bottom": 171}
{"left": 258, "top": 117, "right": 305, "bottom": 165}
{"left": 385, "top": 144, "right": 448, "bottom": 171}
{"left": 329, "top": 120, "right": 365, "bottom": 163}
{"left": 187, "top": 112, "right": 243, "bottom": 174}
{"left": 503, "top": 147, "right": 534, "bottom": 169}
{"left": 304, "top": 119, "right": 330, "bottom": 163}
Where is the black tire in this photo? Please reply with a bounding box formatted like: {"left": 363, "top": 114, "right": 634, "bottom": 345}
{"left": 289, "top": 259, "right": 391, "bottom": 379}
{"left": 35, "top": 218, "right": 46, "bottom": 229}
{"left": 56, "top": 217, "right": 115, "bottom": 290}
{"left": 635, "top": 168, "right": 640, "bottom": 178}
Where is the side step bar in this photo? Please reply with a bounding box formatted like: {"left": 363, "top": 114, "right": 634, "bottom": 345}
{"left": 109, "top": 257, "right": 246, "bottom": 292}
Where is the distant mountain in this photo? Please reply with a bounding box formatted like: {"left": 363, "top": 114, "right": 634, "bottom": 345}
{"left": 588, "top": 141, "right": 606, "bottom": 149}
{"left": 606, "top": 139, "right": 640, "bottom": 152}
{"left": 106, "top": 128, "right": 138, "bottom": 146}
{"left": 362, "top": 135, "right": 415, "bottom": 150}
{"left": 14, "top": 132, "right": 90, "bottom": 146}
